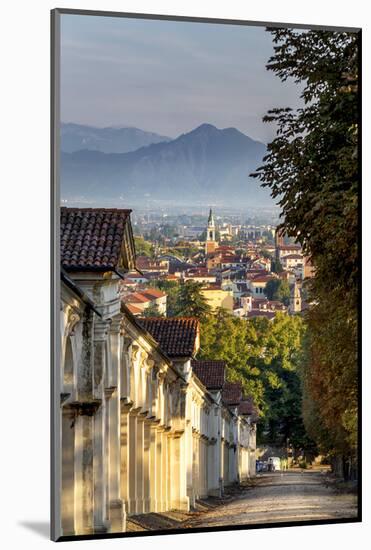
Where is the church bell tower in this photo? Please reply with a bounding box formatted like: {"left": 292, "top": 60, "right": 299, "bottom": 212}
{"left": 205, "top": 208, "right": 217, "bottom": 255}
{"left": 289, "top": 280, "right": 302, "bottom": 314}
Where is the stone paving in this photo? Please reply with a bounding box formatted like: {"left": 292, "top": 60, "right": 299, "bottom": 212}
{"left": 183, "top": 471, "right": 358, "bottom": 528}
{"left": 127, "top": 471, "right": 358, "bottom": 531}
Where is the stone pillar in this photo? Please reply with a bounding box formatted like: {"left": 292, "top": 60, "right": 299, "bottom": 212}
{"left": 136, "top": 414, "right": 145, "bottom": 514}
{"left": 149, "top": 423, "right": 158, "bottom": 512}
{"left": 74, "top": 410, "right": 96, "bottom": 535}
{"left": 120, "top": 402, "right": 132, "bottom": 514}
{"left": 106, "top": 387, "right": 124, "bottom": 532}
{"left": 162, "top": 429, "right": 169, "bottom": 510}
{"left": 93, "top": 403, "right": 108, "bottom": 532}
{"left": 169, "top": 432, "right": 189, "bottom": 511}
{"left": 155, "top": 426, "right": 164, "bottom": 512}
{"left": 92, "top": 320, "right": 109, "bottom": 533}
{"left": 127, "top": 411, "right": 138, "bottom": 514}
{"left": 143, "top": 419, "right": 151, "bottom": 513}
{"left": 61, "top": 407, "right": 75, "bottom": 536}
{"left": 106, "top": 318, "right": 125, "bottom": 532}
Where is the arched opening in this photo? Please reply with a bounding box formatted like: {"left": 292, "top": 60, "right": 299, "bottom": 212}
{"left": 64, "top": 336, "right": 74, "bottom": 389}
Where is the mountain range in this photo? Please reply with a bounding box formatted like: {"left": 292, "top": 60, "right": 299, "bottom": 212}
{"left": 61, "top": 122, "right": 171, "bottom": 154}
{"left": 60, "top": 123, "right": 272, "bottom": 207}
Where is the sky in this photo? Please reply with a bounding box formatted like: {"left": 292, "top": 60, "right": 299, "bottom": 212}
{"left": 60, "top": 14, "right": 303, "bottom": 144}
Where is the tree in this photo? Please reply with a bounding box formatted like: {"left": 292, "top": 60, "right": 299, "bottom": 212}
{"left": 142, "top": 303, "right": 164, "bottom": 318}
{"left": 264, "top": 278, "right": 290, "bottom": 305}
{"left": 150, "top": 280, "right": 179, "bottom": 317}
{"left": 134, "top": 236, "right": 154, "bottom": 257}
{"left": 264, "top": 279, "right": 280, "bottom": 300}
{"left": 175, "top": 281, "right": 212, "bottom": 320}
{"left": 199, "top": 310, "right": 311, "bottom": 450}
{"left": 252, "top": 29, "right": 359, "bottom": 476}
{"left": 271, "top": 258, "right": 283, "bottom": 273}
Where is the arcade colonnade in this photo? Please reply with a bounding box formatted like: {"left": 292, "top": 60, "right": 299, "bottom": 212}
{"left": 60, "top": 273, "right": 257, "bottom": 536}
{"left": 57, "top": 207, "right": 257, "bottom": 538}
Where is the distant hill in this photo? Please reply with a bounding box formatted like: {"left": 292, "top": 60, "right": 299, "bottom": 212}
{"left": 61, "top": 123, "right": 272, "bottom": 207}
{"left": 61, "top": 122, "right": 171, "bottom": 153}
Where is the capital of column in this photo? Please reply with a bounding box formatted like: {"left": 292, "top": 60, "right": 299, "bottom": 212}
{"left": 145, "top": 416, "right": 161, "bottom": 426}
{"left": 94, "top": 319, "right": 110, "bottom": 342}
{"left": 66, "top": 308, "right": 81, "bottom": 336}
{"left": 129, "top": 406, "right": 143, "bottom": 417}
{"left": 65, "top": 398, "right": 102, "bottom": 417}
{"left": 110, "top": 316, "right": 122, "bottom": 334}
{"left": 104, "top": 386, "right": 117, "bottom": 400}
{"left": 120, "top": 396, "right": 134, "bottom": 412}
{"left": 122, "top": 335, "right": 132, "bottom": 352}
{"left": 169, "top": 429, "right": 185, "bottom": 439}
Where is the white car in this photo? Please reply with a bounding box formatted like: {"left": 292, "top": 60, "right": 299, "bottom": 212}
{"left": 268, "top": 456, "right": 281, "bottom": 471}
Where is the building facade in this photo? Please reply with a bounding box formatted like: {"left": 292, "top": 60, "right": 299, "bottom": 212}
{"left": 58, "top": 207, "right": 257, "bottom": 538}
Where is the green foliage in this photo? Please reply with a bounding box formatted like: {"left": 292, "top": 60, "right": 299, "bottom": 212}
{"left": 142, "top": 303, "right": 164, "bottom": 318}
{"left": 134, "top": 236, "right": 154, "bottom": 257}
{"left": 271, "top": 258, "right": 283, "bottom": 273}
{"left": 175, "top": 281, "right": 212, "bottom": 320}
{"left": 264, "top": 279, "right": 290, "bottom": 305}
{"left": 199, "top": 310, "right": 311, "bottom": 448}
{"left": 260, "top": 249, "right": 274, "bottom": 259}
{"left": 252, "top": 29, "right": 359, "bottom": 468}
{"left": 149, "top": 280, "right": 180, "bottom": 317}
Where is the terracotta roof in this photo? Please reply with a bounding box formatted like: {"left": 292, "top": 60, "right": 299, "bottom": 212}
{"left": 279, "top": 244, "right": 301, "bottom": 251}
{"left": 125, "top": 293, "right": 151, "bottom": 304}
{"left": 141, "top": 288, "right": 166, "bottom": 299}
{"left": 138, "top": 317, "right": 199, "bottom": 358}
{"left": 251, "top": 275, "right": 275, "bottom": 283}
{"left": 238, "top": 398, "right": 255, "bottom": 415}
{"left": 222, "top": 382, "right": 242, "bottom": 406}
{"left": 126, "top": 304, "right": 142, "bottom": 315}
{"left": 191, "top": 360, "right": 226, "bottom": 390}
{"left": 239, "top": 397, "right": 259, "bottom": 420}
{"left": 60, "top": 207, "right": 131, "bottom": 271}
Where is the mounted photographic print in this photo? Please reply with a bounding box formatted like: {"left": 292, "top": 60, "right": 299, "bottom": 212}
{"left": 51, "top": 8, "right": 361, "bottom": 541}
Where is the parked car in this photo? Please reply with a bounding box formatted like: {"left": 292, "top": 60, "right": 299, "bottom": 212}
{"left": 268, "top": 456, "right": 281, "bottom": 471}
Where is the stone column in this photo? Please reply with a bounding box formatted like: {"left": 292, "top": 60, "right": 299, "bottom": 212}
{"left": 74, "top": 407, "right": 97, "bottom": 535}
{"left": 106, "top": 387, "right": 124, "bottom": 532}
{"left": 92, "top": 319, "right": 109, "bottom": 533}
{"left": 120, "top": 401, "right": 132, "bottom": 516}
{"left": 149, "top": 422, "right": 159, "bottom": 512}
{"left": 61, "top": 407, "right": 76, "bottom": 536}
{"left": 136, "top": 414, "right": 145, "bottom": 514}
{"left": 155, "top": 426, "right": 164, "bottom": 512}
{"left": 166, "top": 431, "right": 172, "bottom": 509}
{"left": 93, "top": 402, "right": 108, "bottom": 532}
{"left": 161, "top": 429, "right": 169, "bottom": 510}
{"left": 127, "top": 410, "right": 138, "bottom": 514}
{"left": 169, "top": 432, "right": 189, "bottom": 511}
{"left": 106, "top": 318, "right": 125, "bottom": 532}
{"left": 143, "top": 418, "right": 151, "bottom": 513}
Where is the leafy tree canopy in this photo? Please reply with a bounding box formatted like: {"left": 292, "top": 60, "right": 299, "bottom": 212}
{"left": 175, "top": 280, "right": 212, "bottom": 320}
{"left": 252, "top": 29, "right": 359, "bottom": 469}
